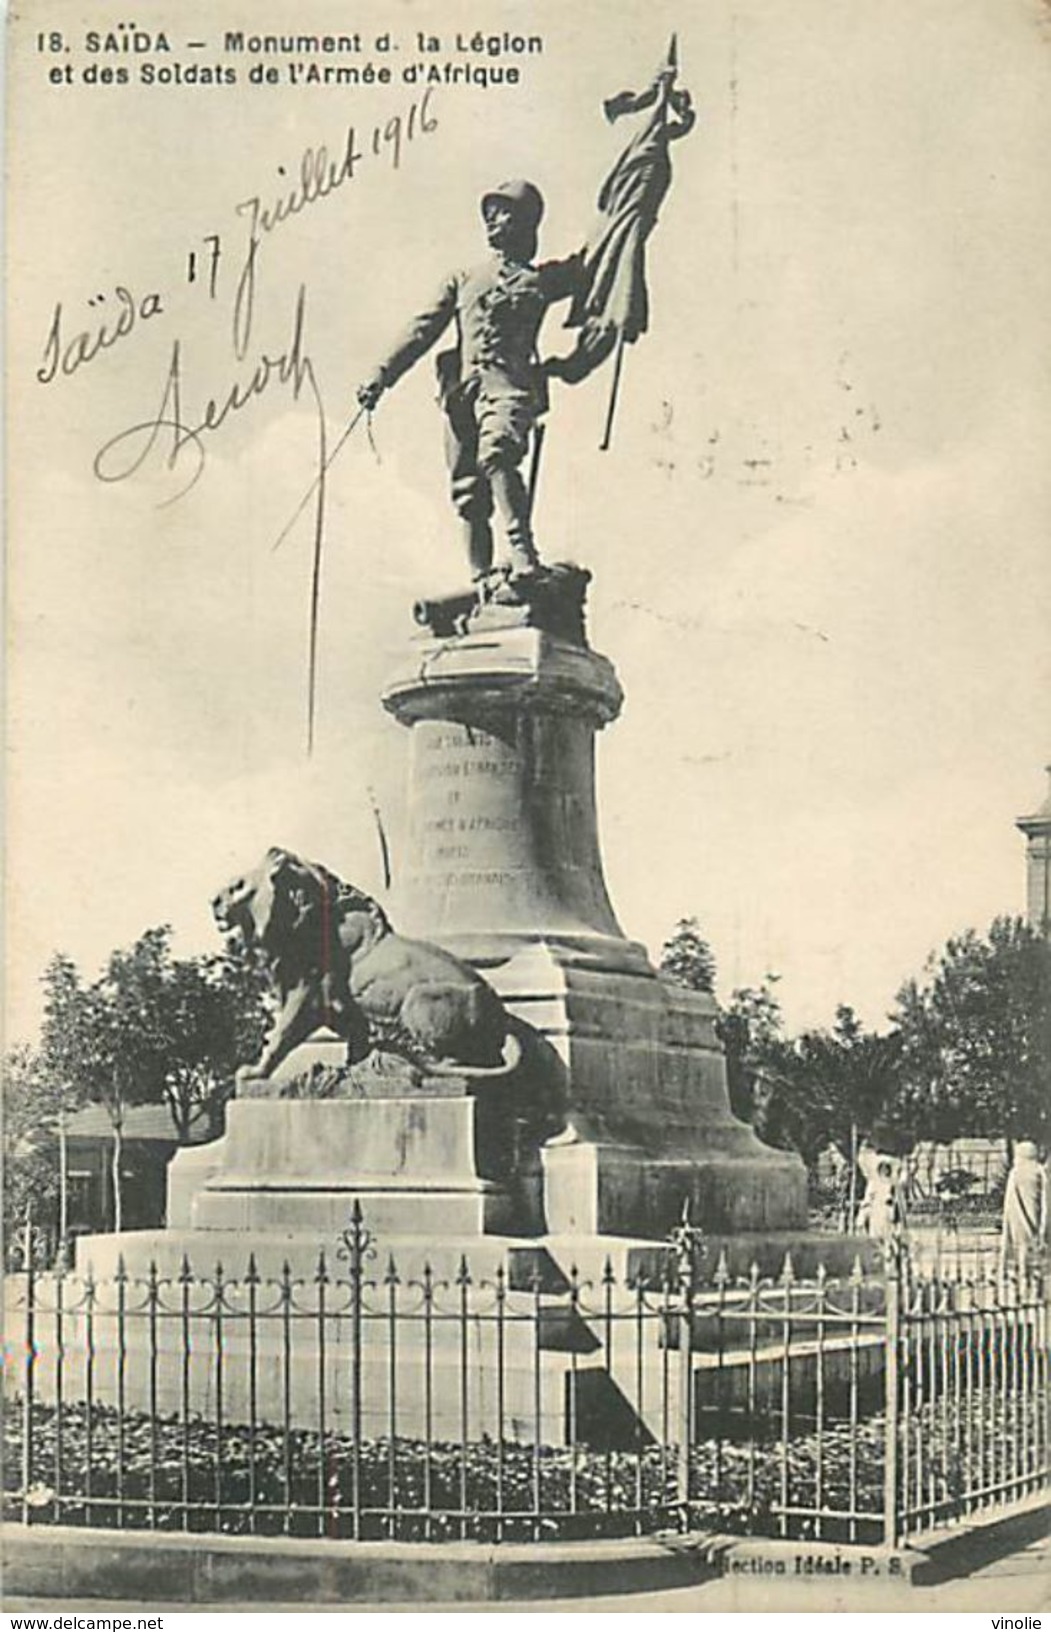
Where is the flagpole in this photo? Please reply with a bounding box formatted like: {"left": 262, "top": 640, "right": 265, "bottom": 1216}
{"left": 597, "top": 37, "right": 677, "bottom": 453}
{"left": 599, "top": 336, "right": 626, "bottom": 452}
{"left": 527, "top": 421, "right": 547, "bottom": 511}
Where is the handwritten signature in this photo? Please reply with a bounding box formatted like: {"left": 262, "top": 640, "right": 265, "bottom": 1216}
{"left": 93, "top": 283, "right": 324, "bottom": 505}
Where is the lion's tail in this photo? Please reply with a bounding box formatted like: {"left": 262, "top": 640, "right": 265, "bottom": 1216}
{"left": 425, "top": 1031, "right": 523, "bottom": 1080}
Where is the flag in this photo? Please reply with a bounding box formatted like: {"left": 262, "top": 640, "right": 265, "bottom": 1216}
{"left": 560, "top": 39, "right": 694, "bottom": 386}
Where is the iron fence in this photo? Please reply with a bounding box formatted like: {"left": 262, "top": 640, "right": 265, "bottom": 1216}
{"left": 888, "top": 1245, "right": 1049, "bottom": 1544}
{"left": 2, "top": 1211, "right": 1047, "bottom": 1548}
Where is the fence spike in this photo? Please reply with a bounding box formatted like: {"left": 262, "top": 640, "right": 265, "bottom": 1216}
{"left": 178, "top": 1253, "right": 193, "bottom": 1286}
{"left": 779, "top": 1251, "right": 796, "bottom": 1287}
{"left": 713, "top": 1248, "right": 730, "bottom": 1288}
{"left": 1006, "top": 1259, "right": 1021, "bottom": 1308}
{"left": 849, "top": 1253, "right": 865, "bottom": 1285}
{"left": 315, "top": 1248, "right": 330, "bottom": 1285}
{"left": 245, "top": 1251, "right": 260, "bottom": 1286}
{"left": 115, "top": 1253, "right": 128, "bottom": 1285}
{"left": 384, "top": 1253, "right": 400, "bottom": 1287}
{"left": 456, "top": 1253, "right": 471, "bottom": 1288}
{"left": 602, "top": 1254, "right": 615, "bottom": 1287}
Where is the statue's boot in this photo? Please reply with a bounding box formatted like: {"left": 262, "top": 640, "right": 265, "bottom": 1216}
{"left": 462, "top": 515, "right": 494, "bottom": 582}
{"left": 488, "top": 466, "right": 540, "bottom": 580}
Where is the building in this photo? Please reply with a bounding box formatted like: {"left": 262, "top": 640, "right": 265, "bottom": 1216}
{"left": 1016, "top": 765, "right": 1051, "bottom": 932}
{"left": 64, "top": 1103, "right": 217, "bottom": 1238}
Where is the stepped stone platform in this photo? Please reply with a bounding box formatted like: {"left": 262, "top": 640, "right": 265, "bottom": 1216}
{"left": 377, "top": 570, "right": 809, "bottom": 1242}
{"left": 57, "top": 569, "right": 874, "bottom": 1447}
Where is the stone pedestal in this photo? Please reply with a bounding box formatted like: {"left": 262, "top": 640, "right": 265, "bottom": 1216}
{"left": 381, "top": 573, "right": 808, "bottom": 1240}
{"left": 169, "top": 1097, "right": 521, "bottom": 1239}
{"left": 78, "top": 572, "right": 809, "bottom": 1284}
{"left": 383, "top": 621, "right": 625, "bottom": 949}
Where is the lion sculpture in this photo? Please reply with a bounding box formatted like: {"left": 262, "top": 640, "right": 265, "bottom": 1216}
{"left": 212, "top": 846, "right": 518, "bottom": 1085}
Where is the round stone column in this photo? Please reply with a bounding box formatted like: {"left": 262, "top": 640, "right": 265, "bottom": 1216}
{"left": 382, "top": 618, "right": 627, "bottom": 955}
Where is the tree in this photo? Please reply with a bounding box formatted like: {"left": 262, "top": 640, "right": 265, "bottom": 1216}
{"left": 751, "top": 1006, "right": 903, "bottom": 1180}
{"left": 158, "top": 947, "right": 270, "bottom": 1142}
{"left": 38, "top": 929, "right": 269, "bottom": 1233}
{"left": 893, "top": 916, "right": 1051, "bottom": 1147}
{"left": 40, "top": 939, "right": 169, "bottom": 1235}
{"left": 716, "top": 977, "right": 786, "bottom": 1123}
{"left": 659, "top": 917, "right": 717, "bottom": 994}
{"left": 2, "top": 1044, "right": 65, "bottom": 1263}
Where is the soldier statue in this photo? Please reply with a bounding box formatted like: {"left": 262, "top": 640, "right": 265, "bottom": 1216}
{"left": 356, "top": 181, "right": 580, "bottom": 603}
{"left": 352, "top": 43, "right": 693, "bottom": 613}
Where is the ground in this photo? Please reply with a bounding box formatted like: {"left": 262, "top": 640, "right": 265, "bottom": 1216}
{"left": 4, "top": 1527, "right": 1047, "bottom": 1614}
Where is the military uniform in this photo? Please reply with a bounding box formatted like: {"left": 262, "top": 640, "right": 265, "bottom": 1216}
{"left": 363, "top": 183, "right": 580, "bottom": 584}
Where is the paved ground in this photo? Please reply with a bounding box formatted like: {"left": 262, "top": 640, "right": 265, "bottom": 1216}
{"left": 5, "top": 1531, "right": 1047, "bottom": 1614}
{"left": 489, "top": 1531, "right": 1050, "bottom": 1613}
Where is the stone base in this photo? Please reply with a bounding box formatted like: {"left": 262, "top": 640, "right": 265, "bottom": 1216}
{"left": 166, "top": 1096, "right": 539, "bottom": 1241}
{"left": 487, "top": 939, "right": 808, "bottom": 1239}
{"left": 541, "top": 1142, "right": 808, "bottom": 1239}
{"left": 53, "top": 1216, "right": 880, "bottom": 1455}
{"left": 165, "top": 938, "right": 808, "bottom": 1246}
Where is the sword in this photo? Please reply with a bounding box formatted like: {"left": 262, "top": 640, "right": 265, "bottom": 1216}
{"left": 271, "top": 401, "right": 368, "bottom": 555}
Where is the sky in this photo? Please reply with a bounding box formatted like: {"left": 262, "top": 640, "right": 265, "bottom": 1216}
{"left": 5, "top": 0, "right": 1051, "bottom": 1046}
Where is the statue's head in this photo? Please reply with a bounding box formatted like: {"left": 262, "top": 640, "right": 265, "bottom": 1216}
{"left": 481, "top": 179, "right": 544, "bottom": 260}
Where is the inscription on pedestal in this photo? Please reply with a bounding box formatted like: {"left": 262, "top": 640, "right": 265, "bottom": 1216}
{"left": 388, "top": 644, "right": 624, "bottom": 941}
{"left": 412, "top": 722, "right": 530, "bottom": 877}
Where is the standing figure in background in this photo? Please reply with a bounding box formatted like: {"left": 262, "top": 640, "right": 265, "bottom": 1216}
{"left": 1000, "top": 1140, "right": 1048, "bottom": 1273}
{"left": 856, "top": 1146, "right": 905, "bottom": 1243}
{"left": 357, "top": 181, "right": 580, "bottom": 601}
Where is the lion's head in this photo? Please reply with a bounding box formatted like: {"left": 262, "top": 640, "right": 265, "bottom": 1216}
{"left": 212, "top": 846, "right": 310, "bottom": 952}
{"left": 214, "top": 846, "right": 364, "bottom": 974}
{"left": 211, "top": 862, "right": 267, "bottom": 948}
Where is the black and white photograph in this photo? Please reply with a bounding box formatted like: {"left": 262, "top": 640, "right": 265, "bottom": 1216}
{"left": 3, "top": 0, "right": 1049, "bottom": 1616}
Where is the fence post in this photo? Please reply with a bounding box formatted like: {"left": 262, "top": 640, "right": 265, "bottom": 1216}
{"left": 671, "top": 1205, "right": 703, "bottom": 1525}
{"left": 21, "top": 1211, "right": 36, "bottom": 1524}
{"left": 337, "top": 1199, "right": 374, "bottom": 1541}
{"left": 883, "top": 1234, "right": 904, "bottom": 1549}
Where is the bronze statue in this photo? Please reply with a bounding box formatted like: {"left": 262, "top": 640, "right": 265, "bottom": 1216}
{"left": 357, "top": 180, "right": 580, "bottom": 602}
{"left": 355, "top": 45, "right": 694, "bottom": 595}
{"left": 212, "top": 846, "right": 520, "bottom": 1085}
